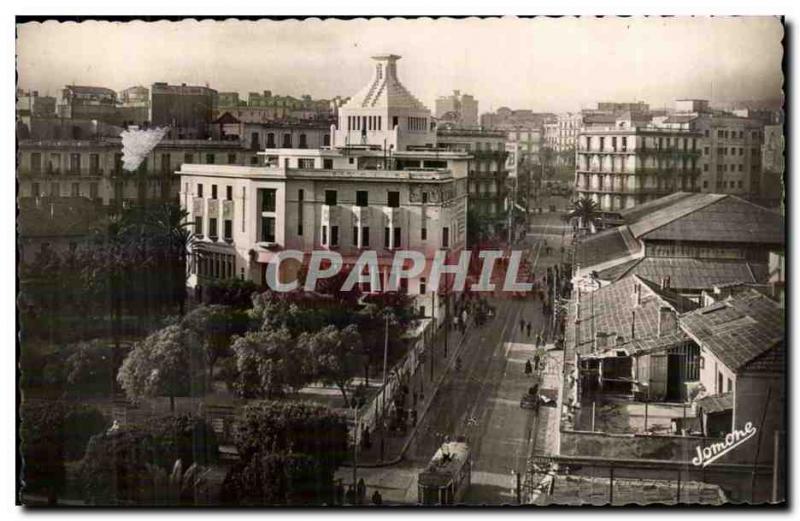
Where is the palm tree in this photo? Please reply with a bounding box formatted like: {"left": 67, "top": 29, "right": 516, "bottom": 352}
{"left": 146, "top": 203, "right": 197, "bottom": 316}
{"left": 568, "top": 197, "right": 601, "bottom": 234}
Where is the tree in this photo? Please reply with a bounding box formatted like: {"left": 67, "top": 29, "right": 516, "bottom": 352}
{"left": 117, "top": 324, "right": 205, "bottom": 412}
{"left": 181, "top": 305, "right": 251, "bottom": 384}
{"left": 220, "top": 451, "right": 323, "bottom": 505}
{"left": 299, "top": 324, "right": 362, "bottom": 406}
{"left": 145, "top": 203, "right": 197, "bottom": 316}
{"left": 144, "top": 459, "right": 212, "bottom": 506}
{"left": 64, "top": 340, "right": 117, "bottom": 397}
{"left": 78, "top": 414, "right": 218, "bottom": 505}
{"left": 222, "top": 401, "right": 348, "bottom": 505}
{"left": 230, "top": 327, "right": 310, "bottom": 399}
{"left": 20, "top": 401, "right": 67, "bottom": 504}
{"left": 568, "top": 197, "right": 601, "bottom": 233}
{"left": 202, "top": 278, "right": 259, "bottom": 308}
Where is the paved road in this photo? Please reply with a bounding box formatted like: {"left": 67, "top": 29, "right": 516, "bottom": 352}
{"left": 337, "top": 295, "right": 550, "bottom": 505}
{"left": 335, "top": 215, "right": 566, "bottom": 505}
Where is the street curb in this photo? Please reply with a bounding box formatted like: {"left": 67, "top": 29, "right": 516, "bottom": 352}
{"left": 342, "top": 322, "right": 474, "bottom": 469}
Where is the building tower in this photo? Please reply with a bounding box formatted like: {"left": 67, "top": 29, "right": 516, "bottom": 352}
{"left": 334, "top": 54, "right": 435, "bottom": 151}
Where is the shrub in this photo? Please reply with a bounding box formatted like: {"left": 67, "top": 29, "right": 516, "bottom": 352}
{"left": 220, "top": 452, "right": 323, "bottom": 505}
{"left": 19, "top": 401, "right": 67, "bottom": 502}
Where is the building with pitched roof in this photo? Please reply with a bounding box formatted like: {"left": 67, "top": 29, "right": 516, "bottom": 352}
{"left": 574, "top": 192, "right": 784, "bottom": 300}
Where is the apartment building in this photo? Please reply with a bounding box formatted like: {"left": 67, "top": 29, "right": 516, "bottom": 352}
{"left": 657, "top": 100, "right": 767, "bottom": 199}
{"left": 543, "top": 112, "right": 583, "bottom": 154}
{"left": 575, "top": 118, "right": 702, "bottom": 213}
{"left": 435, "top": 90, "right": 479, "bottom": 127}
{"left": 17, "top": 137, "right": 258, "bottom": 207}
{"left": 150, "top": 82, "right": 218, "bottom": 140}
{"left": 437, "top": 127, "right": 509, "bottom": 235}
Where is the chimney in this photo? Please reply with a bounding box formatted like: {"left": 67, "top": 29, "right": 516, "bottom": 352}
{"left": 657, "top": 306, "right": 677, "bottom": 337}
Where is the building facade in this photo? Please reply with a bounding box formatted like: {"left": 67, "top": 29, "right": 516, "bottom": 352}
{"left": 575, "top": 120, "right": 702, "bottom": 212}
{"left": 150, "top": 82, "right": 218, "bottom": 140}
{"left": 435, "top": 90, "right": 479, "bottom": 127}
{"left": 179, "top": 55, "right": 471, "bottom": 321}
{"left": 437, "top": 127, "right": 509, "bottom": 235}
{"left": 17, "top": 137, "right": 259, "bottom": 207}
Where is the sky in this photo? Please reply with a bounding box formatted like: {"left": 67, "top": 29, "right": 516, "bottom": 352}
{"left": 16, "top": 16, "right": 784, "bottom": 114}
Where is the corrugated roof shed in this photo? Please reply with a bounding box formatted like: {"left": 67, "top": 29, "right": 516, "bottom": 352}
{"left": 679, "top": 289, "right": 784, "bottom": 372}
{"left": 627, "top": 193, "right": 725, "bottom": 238}
{"left": 696, "top": 392, "right": 734, "bottom": 414}
{"left": 641, "top": 196, "right": 785, "bottom": 244}
{"left": 598, "top": 257, "right": 766, "bottom": 289}
{"left": 566, "top": 275, "right": 697, "bottom": 356}
{"left": 576, "top": 226, "right": 639, "bottom": 267}
{"left": 616, "top": 192, "right": 696, "bottom": 222}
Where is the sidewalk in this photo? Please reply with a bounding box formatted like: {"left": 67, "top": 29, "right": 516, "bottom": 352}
{"left": 349, "top": 321, "right": 469, "bottom": 467}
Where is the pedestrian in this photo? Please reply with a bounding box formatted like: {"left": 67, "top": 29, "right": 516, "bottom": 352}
{"left": 346, "top": 486, "right": 356, "bottom": 505}
{"left": 536, "top": 333, "right": 542, "bottom": 348}
{"left": 524, "top": 359, "right": 532, "bottom": 375}
{"left": 520, "top": 318, "right": 525, "bottom": 332}
{"left": 336, "top": 480, "right": 345, "bottom": 505}
{"left": 362, "top": 425, "right": 372, "bottom": 449}
{"left": 410, "top": 408, "right": 418, "bottom": 426}
{"left": 357, "top": 478, "right": 367, "bottom": 505}
{"left": 526, "top": 322, "right": 532, "bottom": 338}
{"left": 372, "top": 490, "right": 383, "bottom": 505}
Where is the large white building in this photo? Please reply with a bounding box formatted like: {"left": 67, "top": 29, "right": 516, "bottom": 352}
{"left": 179, "top": 55, "right": 471, "bottom": 321}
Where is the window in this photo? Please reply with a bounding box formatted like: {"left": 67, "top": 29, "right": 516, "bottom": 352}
{"left": 323, "top": 134, "right": 331, "bottom": 147}
{"left": 717, "top": 371, "right": 723, "bottom": 394}
{"left": 393, "top": 227, "right": 401, "bottom": 248}
{"left": 356, "top": 190, "right": 368, "bottom": 207}
{"left": 727, "top": 378, "right": 733, "bottom": 393}
{"left": 206, "top": 154, "right": 215, "bottom": 164}
{"left": 323, "top": 159, "right": 333, "bottom": 169}
{"left": 703, "top": 180, "right": 709, "bottom": 188}
{"left": 260, "top": 216, "right": 275, "bottom": 242}
{"left": 298, "top": 158, "right": 315, "bottom": 169}
{"left": 392, "top": 116, "right": 398, "bottom": 128}
{"left": 704, "top": 164, "right": 709, "bottom": 172}
{"left": 30, "top": 153, "right": 41, "bottom": 173}
{"left": 384, "top": 227, "right": 390, "bottom": 248}
{"left": 421, "top": 227, "right": 427, "bottom": 240}
{"left": 197, "top": 184, "right": 204, "bottom": 197}
{"left": 266, "top": 133, "right": 275, "bottom": 148}
{"left": 71, "top": 183, "right": 80, "bottom": 197}
{"left": 353, "top": 226, "right": 359, "bottom": 247}
{"left": 228, "top": 153, "right": 237, "bottom": 165}
{"left": 250, "top": 156, "right": 259, "bottom": 165}
{"left": 699, "top": 356, "right": 705, "bottom": 370}
{"left": 387, "top": 191, "right": 400, "bottom": 208}
{"left": 325, "top": 190, "right": 337, "bottom": 206}
{"left": 195, "top": 216, "right": 203, "bottom": 236}
{"left": 70, "top": 153, "right": 81, "bottom": 174}
{"left": 442, "top": 227, "right": 450, "bottom": 248}
{"left": 226, "top": 186, "right": 233, "bottom": 200}
{"left": 260, "top": 188, "right": 277, "bottom": 212}
{"left": 299, "top": 134, "right": 307, "bottom": 149}
{"left": 362, "top": 227, "right": 370, "bottom": 247}
{"left": 161, "top": 154, "right": 171, "bottom": 174}
{"left": 298, "top": 189, "right": 304, "bottom": 236}
{"left": 420, "top": 277, "right": 427, "bottom": 294}
{"left": 322, "top": 225, "right": 328, "bottom": 245}
{"left": 184, "top": 153, "right": 194, "bottom": 164}
{"left": 282, "top": 134, "right": 292, "bottom": 148}
{"left": 223, "top": 219, "right": 233, "bottom": 242}
{"left": 89, "top": 182, "right": 98, "bottom": 199}
{"left": 211, "top": 185, "right": 218, "bottom": 199}
{"left": 422, "top": 191, "right": 428, "bottom": 204}
{"left": 330, "top": 226, "right": 339, "bottom": 247}
{"left": 209, "top": 218, "right": 218, "bottom": 240}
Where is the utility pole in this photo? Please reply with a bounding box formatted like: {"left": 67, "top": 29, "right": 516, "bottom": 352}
{"left": 772, "top": 430, "right": 781, "bottom": 503}
{"left": 379, "top": 310, "right": 391, "bottom": 462}
{"left": 352, "top": 405, "right": 359, "bottom": 495}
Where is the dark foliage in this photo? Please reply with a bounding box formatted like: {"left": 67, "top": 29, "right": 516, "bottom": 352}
{"left": 222, "top": 401, "right": 348, "bottom": 505}
{"left": 201, "top": 278, "right": 259, "bottom": 308}
{"left": 78, "top": 414, "right": 218, "bottom": 504}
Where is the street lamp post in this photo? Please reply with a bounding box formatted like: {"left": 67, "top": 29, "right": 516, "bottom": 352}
{"left": 379, "top": 309, "right": 393, "bottom": 462}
